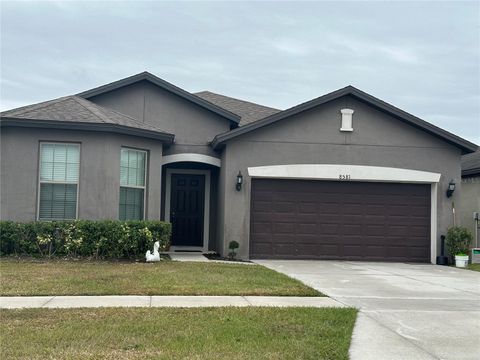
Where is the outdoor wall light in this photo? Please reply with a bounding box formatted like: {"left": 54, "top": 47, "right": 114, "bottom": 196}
{"left": 236, "top": 171, "right": 243, "bottom": 191}
{"left": 446, "top": 180, "right": 456, "bottom": 198}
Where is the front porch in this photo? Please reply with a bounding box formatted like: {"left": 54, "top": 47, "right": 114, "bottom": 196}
{"left": 160, "top": 154, "right": 221, "bottom": 253}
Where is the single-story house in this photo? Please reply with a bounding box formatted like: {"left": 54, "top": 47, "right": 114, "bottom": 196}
{"left": 1, "top": 72, "right": 477, "bottom": 262}
{"left": 459, "top": 150, "right": 480, "bottom": 247}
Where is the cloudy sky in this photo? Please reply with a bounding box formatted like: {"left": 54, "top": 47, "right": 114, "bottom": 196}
{"left": 1, "top": 1, "right": 479, "bottom": 144}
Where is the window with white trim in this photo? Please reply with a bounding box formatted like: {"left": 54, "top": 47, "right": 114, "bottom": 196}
{"left": 119, "top": 148, "right": 147, "bottom": 220}
{"left": 38, "top": 143, "right": 80, "bottom": 220}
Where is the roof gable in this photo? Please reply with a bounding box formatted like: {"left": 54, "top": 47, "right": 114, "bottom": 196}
{"left": 212, "top": 85, "right": 478, "bottom": 154}
{"left": 77, "top": 72, "right": 241, "bottom": 124}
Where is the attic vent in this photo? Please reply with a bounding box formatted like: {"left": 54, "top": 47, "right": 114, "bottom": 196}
{"left": 340, "top": 108, "right": 354, "bottom": 132}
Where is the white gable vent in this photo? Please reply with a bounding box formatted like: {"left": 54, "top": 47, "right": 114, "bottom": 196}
{"left": 340, "top": 108, "right": 354, "bottom": 132}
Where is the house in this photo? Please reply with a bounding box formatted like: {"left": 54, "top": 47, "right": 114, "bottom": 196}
{"left": 459, "top": 150, "right": 480, "bottom": 247}
{"left": 1, "top": 72, "right": 477, "bottom": 263}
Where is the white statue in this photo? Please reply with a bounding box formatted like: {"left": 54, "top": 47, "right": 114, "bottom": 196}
{"left": 146, "top": 241, "right": 161, "bottom": 262}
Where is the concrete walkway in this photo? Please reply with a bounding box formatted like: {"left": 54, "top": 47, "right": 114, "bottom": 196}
{"left": 255, "top": 260, "right": 480, "bottom": 360}
{"left": 0, "top": 295, "right": 344, "bottom": 309}
{"left": 168, "top": 252, "right": 210, "bottom": 262}
{"left": 167, "top": 252, "right": 255, "bottom": 265}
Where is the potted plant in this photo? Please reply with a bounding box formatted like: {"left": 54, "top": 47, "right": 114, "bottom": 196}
{"left": 446, "top": 226, "right": 473, "bottom": 268}
{"left": 228, "top": 240, "right": 239, "bottom": 260}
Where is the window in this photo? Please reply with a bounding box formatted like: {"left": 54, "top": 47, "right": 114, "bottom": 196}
{"left": 38, "top": 143, "right": 80, "bottom": 220}
{"left": 119, "top": 148, "right": 146, "bottom": 220}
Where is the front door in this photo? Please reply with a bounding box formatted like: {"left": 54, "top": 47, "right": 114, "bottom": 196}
{"left": 170, "top": 173, "right": 205, "bottom": 247}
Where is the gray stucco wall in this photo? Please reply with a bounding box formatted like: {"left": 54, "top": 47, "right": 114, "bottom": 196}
{"left": 87, "top": 81, "right": 231, "bottom": 157}
{"left": 219, "top": 95, "right": 463, "bottom": 260}
{"left": 0, "top": 127, "right": 163, "bottom": 221}
{"left": 458, "top": 176, "right": 480, "bottom": 247}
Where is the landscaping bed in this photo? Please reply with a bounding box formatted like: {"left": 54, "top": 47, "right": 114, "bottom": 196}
{"left": 0, "top": 258, "right": 322, "bottom": 296}
{"left": 0, "top": 307, "right": 357, "bottom": 359}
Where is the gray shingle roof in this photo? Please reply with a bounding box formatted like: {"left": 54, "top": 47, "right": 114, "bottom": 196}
{"left": 462, "top": 149, "right": 480, "bottom": 177}
{"left": 0, "top": 95, "right": 171, "bottom": 135}
{"left": 194, "top": 91, "right": 281, "bottom": 126}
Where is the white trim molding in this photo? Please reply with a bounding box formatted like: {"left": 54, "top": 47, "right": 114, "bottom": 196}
{"left": 162, "top": 153, "right": 221, "bottom": 167}
{"left": 247, "top": 164, "right": 441, "bottom": 264}
{"left": 248, "top": 164, "right": 441, "bottom": 183}
{"left": 430, "top": 183, "right": 438, "bottom": 264}
{"left": 165, "top": 168, "right": 210, "bottom": 252}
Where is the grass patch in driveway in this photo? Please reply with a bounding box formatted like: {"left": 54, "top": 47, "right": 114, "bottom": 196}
{"left": 1, "top": 307, "right": 357, "bottom": 360}
{"left": 0, "top": 258, "right": 321, "bottom": 296}
{"left": 467, "top": 263, "right": 480, "bottom": 272}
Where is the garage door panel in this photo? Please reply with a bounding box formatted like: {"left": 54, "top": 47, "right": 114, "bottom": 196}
{"left": 251, "top": 221, "right": 272, "bottom": 234}
{"left": 298, "top": 203, "right": 316, "bottom": 213}
{"left": 250, "top": 179, "right": 431, "bottom": 262}
{"left": 343, "top": 224, "right": 362, "bottom": 235}
{"left": 317, "top": 214, "right": 339, "bottom": 223}
{"left": 410, "top": 206, "right": 430, "bottom": 216}
{"left": 273, "top": 244, "right": 296, "bottom": 255}
{"left": 319, "top": 223, "right": 340, "bottom": 234}
{"left": 343, "top": 204, "right": 364, "bottom": 215}
{"left": 346, "top": 215, "right": 367, "bottom": 224}
{"left": 252, "top": 200, "right": 273, "bottom": 213}
{"left": 364, "top": 225, "right": 386, "bottom": 236}
{"left": 273, "top": 222, "right": 296, "bottom": 234}
{"left": 297, "top": 223, "right": 317, "bottom": 234}
{"left": 320, "top": 244, "right": 342, "bottom": 255}
{"left": 365, "top": 205, "right": 386, "bottom": 215}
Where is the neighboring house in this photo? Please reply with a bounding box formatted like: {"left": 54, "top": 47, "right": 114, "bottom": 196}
{"left": 1, "top": 71, "right": 477, "bottom": 263}
{"left": 459, "top": 150, "right": 480, "bottom": 247}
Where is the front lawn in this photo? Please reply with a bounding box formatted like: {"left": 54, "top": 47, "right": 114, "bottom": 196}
{"left": 0, "top": 258, "right": 321, "bottom": 296}
{"left": 0, "top": 307, "right": 357, "bottom": 359}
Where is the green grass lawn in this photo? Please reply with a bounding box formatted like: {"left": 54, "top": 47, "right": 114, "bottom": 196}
{"left": 0, "top": 307, "right": 357, "bottom": 360}
{"left": 467, "top": 263, "right": 480, "bottom": 272}
{"left": 0, "top": 258, "right": 321, "bottom": 296}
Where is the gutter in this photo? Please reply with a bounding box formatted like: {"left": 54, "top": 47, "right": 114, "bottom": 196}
{"left": 0, "top": 118, "right": 175, "bottom": 144}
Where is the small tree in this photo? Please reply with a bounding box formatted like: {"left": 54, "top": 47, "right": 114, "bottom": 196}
{"left": 446, "top": 226, "right": 473, "bottom": 258}
{"left": 228, "top": 241, "right": 240, "bottom": 260}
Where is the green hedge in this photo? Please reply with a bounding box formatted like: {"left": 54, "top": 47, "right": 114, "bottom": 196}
{"left": 0, "top": 220, "right": 171, "bottom": 259}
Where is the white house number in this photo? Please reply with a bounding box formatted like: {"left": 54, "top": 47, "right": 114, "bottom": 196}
{"left": 339, "top": 174, "right": 351, "bottom": 180}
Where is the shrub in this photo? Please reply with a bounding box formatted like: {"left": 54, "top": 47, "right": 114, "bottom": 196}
{"left": 0, "top": 220, "right": 171, "bottom": 259}
{"left": 446, "top": 226, "right": 473, "bottom": 258}
{"left": 228, "top": 240, "right": 240, "bottom": 260}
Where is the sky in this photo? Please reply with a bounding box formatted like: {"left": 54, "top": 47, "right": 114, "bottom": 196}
{"left": 1, "top": 0, "right": 479, "bottom": 144}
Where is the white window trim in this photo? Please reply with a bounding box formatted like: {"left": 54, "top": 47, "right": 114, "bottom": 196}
{"left": 165, "top": 168, "right": 210, "bottom": 252}
{"left": 120, "top": 147, "right": 148, "bottom": 221}
{"left": 37, "top": 142, "right": 81, "bottom": 221}
{"left": 247, "top": 164, "right": 441, "bottom": 264}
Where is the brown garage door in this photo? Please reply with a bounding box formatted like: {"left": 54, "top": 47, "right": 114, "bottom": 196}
{"left": 250, "top": 179, "right": 431, "bottom": 262}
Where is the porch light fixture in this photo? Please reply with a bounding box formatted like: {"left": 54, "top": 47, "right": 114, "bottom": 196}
{"left": 236, "top": 171, "right": 243, "bottom": 191}
{"left": 446, "top": 180, "right": 456, "bottom": 198}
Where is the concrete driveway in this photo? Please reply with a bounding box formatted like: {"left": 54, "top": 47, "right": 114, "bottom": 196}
{"left": 254, "top": 260, "right": 480, "bottom": 360}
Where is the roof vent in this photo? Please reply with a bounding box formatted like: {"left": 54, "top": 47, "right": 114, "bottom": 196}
{"left": 340, "top": 108, "right": 354, "bottom": 132}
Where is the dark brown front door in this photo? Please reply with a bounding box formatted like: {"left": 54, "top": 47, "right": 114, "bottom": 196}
{"left": 170, "top": 173, "right": 205, "bottom": 247}
{"left": 250, "top": 179, "right": 431, "bottom": 262}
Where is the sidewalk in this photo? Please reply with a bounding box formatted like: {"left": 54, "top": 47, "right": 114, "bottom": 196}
{"left": 0, "top": 295, "right": 344, "bottom": 309}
